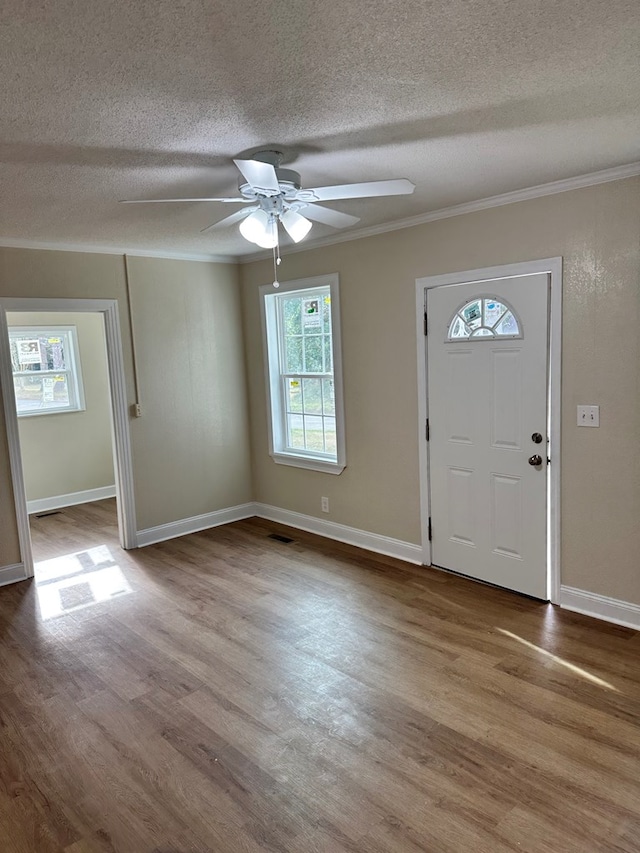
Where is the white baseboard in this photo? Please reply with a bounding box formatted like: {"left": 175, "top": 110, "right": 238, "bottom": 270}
{"left": 136, "top": 502, "right": 256, "bottom": 547}
{"left": 27, "top": 485, "right": 117, "bottom": 515}
{"left": 0, "top": 562, "right": 28, "bottom": 587}
{"left": 560, "top": 585, "right": 640, "bottom": 631}
{"left": 254, "top": 503, "right": 423, "bottom": 565}
{"left": 136, "top": 500, "right": 422, "bottom": 565}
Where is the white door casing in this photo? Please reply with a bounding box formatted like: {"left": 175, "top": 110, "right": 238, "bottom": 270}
{"left": 0, "top": 298, "right": 137, "bottom": 582}
{"left": 416, "top": 258, "right": 562, "bottom": 603}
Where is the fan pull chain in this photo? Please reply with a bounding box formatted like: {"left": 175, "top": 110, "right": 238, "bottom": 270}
{"left": 272, "top": 221, "right": 281, "bottom": 288}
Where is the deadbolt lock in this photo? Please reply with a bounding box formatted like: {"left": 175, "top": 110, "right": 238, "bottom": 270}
{"left": 531, "top": 432, "right": 543, "bottom": 444}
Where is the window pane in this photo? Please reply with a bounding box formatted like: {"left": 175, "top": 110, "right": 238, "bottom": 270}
{"left": 323, "top": 294, "right": 332, "bottom": 333}
{"left": 283, "top": 297, "right": 302, "bottom": 336}
{"left": 448, "top": 315, "right": 470, "bottom": 339}
{"left": 302, "top": 378, "right": 322, "bottom": 414}
{"left": 286, "top": 378, "right": 302, "bottom": 412}
{"left": 9, "top": 327, "right": 84, "bottom": 416}
{"left": 11, "top": 337, "right": 42, "bottom": 370}
{"left": 301, "top": 297, "right": 323, "bottom": 332}
{"left": 303, "top": 335, "right": 323, "bottom": 373}
{"left": 494, "top": 310, "right": 520, "bottom": 336}
{"left": 13, "top": 375, "right": 43, "bottom": 411}
{"left": 12, "top": 334, "right": 69, "bottom": 372}
{"left": 285, "top": 336, "right": 303, "bottom": 373}
{"left": 265, "top": 280, "right": 342, "bottom": 468}
{"left": 324, "top": 417, "right": 337, "bottom": 454}
{"left": 43, "top": 336, "right": 67, "bottom": 370}
{"left": 323, "top": 336, "right": 332, "bottom": 372}
{"left": 303, "top": 415, "right": 325, "bottom": 451}
{"left": 287, "top": 413, "right": 305, "bottom": 448}
{"left": 484, "top": 300, "right": 507, "bottom": 327}
{"left": 13, "top": 373, "right": 71, "bottom": 413}
{"left": 51, "top": 374, "right": 70, "bottom": 405}
{"left": 322, "top": 378, "right": 335, "bottom": 415}
{"left": 447, "top": 299, "right": 521, "bottom": 342}
{"left": 462, "top": 300, "right": 482, "bottom": 329}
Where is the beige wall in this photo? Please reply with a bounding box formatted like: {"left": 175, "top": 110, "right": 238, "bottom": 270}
{"left": 0, "top": 249, "right": 252, "bottom": 566}
{"left": 8, "top": 311, "right": 114, "bottom": 503}
{"left": 125, "top": 257, "right": 252, "bottom": 529}
{"left": 240, "top": 176, "right": 640, "bottom": 605}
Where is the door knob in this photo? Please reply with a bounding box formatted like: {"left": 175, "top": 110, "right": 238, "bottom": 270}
{"left": 528, "top": 454, "right": 543, "bottom": 467}
{"left": 531, "top": 432, "right": 543, "bottom": 444}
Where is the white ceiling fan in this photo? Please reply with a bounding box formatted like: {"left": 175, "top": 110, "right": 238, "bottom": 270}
{"left": 121, "top": 150, "right": 415, "bottom": 249}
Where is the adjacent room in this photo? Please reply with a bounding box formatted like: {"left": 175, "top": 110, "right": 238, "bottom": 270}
{"left": 0, "top": 1, "right": 639, "bottom": 851}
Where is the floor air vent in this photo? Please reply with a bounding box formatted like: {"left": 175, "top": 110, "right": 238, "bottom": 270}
{"left": 34, "top": 510, "right": 63, "bottom": 519}
{"left": 268, "top": 533, "right": 294, "bottom": 543}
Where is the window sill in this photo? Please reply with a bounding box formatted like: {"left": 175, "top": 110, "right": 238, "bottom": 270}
{"left": 17, "top": 406, "right": 85, "bottom": 418}
{"left": 272, "top": 452, "right": 345, "bottom": 475}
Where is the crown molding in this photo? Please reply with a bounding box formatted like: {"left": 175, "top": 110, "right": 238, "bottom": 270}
{"left": 1, "top": 161, "right": 638, "bottom": 266}
{"left": 238, "top": 160, "right": 640, "bottom": 264}
{"left": 0, "top": 238, "right": 235, "bottom": 264}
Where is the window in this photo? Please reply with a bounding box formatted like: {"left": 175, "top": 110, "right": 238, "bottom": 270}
{"left": 9, "top": 326, "right": 85, "bottom": 416}
{"left": 261, "top": 274, "right": 346, "bottom": 474}
{"left": 447, "top": 297, "right": 521, "bottom": 340}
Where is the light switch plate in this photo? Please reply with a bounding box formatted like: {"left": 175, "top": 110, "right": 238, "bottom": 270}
{"left": 577, "top": 405, "right": 599, "bottom": 427}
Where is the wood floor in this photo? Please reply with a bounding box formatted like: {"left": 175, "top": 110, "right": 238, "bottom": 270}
{"left": 1, "top": 500, "right": 639, "bottom": 852}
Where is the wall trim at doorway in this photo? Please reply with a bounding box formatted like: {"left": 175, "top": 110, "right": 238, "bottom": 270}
{"left": 415, "top": 257, "right": 563, "bottom": 604}
{"left": 0, "top": 312, "right": 35, "bottom": 577}
{"left": 0, "top": 297, "right": 138, "bottom": 580}
{"left": 136, "top": 502, "right": 256, "bottom": 547}
{"left": 27, "top": 486, "right": 117, "bottom": 516}
{"left": 0, "top": 563, "right": 27, "bottom": 588}
{"left": 254, "top": 503, "right": 423, "bottom": 564}
{"left": 560, "top": 586, "right": 640, "bottom": 631}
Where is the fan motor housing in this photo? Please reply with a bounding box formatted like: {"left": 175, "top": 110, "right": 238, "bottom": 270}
{"left": 239, "top": 167, "right": 302, "bottom": 199}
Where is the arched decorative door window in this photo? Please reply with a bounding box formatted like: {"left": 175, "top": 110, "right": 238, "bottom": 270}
{"left": 447, "top": 296, "right": 522, "bottom": 341}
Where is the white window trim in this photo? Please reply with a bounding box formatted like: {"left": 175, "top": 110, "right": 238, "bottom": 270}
{"left": 9, "top": 325, "right": 86, "bottom": 417}
{"left": 260, "top": 273, "right": 346, "bottom": 474}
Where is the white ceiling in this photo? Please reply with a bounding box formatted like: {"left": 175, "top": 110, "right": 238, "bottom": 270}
{"left": 1, "top": 0, "right": 639, "bottom": 259}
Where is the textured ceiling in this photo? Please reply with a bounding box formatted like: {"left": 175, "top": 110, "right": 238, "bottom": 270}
{"left": 0, "top": 0, "right": 639, "bottom": 258}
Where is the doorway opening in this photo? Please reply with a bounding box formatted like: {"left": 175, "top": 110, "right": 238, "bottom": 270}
{"left": 415, "top": 258, "right": 562, "bottom": 603}
{"left": 0, "top": 298, "right": 137, "bottom": 586}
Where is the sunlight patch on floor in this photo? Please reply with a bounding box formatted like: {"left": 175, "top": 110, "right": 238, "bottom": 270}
{"left": 497, "top": 628, "right": 619, "bottom": 692}
{"left": 35, "top": 545, "right": 132, "bottom": 620}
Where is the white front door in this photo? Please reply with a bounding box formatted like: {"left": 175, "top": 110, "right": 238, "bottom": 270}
{"left": 427, "top": 273, "right": 549, "bottom": 599}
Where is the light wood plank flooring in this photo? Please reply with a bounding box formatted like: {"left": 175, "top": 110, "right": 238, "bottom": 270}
{"left": 0, "top": 499, "right": 639, "bottom": 852}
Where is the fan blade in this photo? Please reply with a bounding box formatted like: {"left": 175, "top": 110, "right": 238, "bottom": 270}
{"left": 120, "top": 197, "right": 249, "bottom": 204}
{"left": 233, "top": 159, "right": 280, "bottom": 195}
{"left": 200, "top": 207, "right": 257, "bottom": 233}
{"left": 300, "top": 204, "right": 360, "bottom": 229}
{"left": 303, "top": 178, "right": 415, "bottom": 202}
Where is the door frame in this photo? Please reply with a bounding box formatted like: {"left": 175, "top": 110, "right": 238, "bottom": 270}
{"left": 0, "top": 297, "right": 137, "bottom": 580}
{"left": 415, "top": 258, "right": 562, "bottom": 603}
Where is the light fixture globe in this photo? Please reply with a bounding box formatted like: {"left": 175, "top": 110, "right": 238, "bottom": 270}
{"left": 252, "top": 220, "right": 278, "bottom": 249}
{"left": 281, "top": 209, "right": 312, "bottom": 243}
{"left": 238, "top": 209, "right": 278, "bottom": 248}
